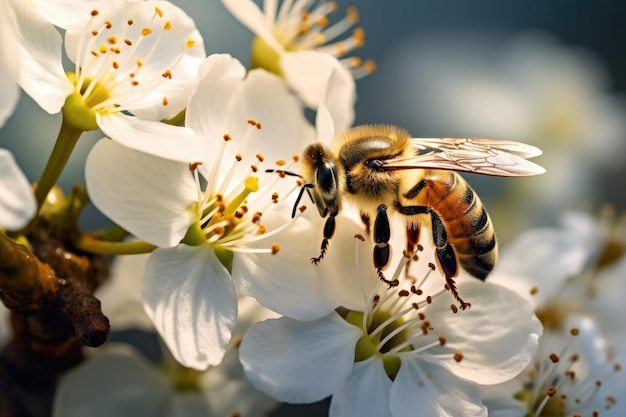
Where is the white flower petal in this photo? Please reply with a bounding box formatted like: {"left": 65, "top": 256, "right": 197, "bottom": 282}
{"left": 329, "top": 356, "right": 392, "bottom": 417}
{"left": 432, "top": 281, "right": 542, "bottom": 385}
{"left": 232, "top": 211, "right": 337, "bottom": 321}
{"left": 317, "top": 64, "right": 356, "bottom": 137}
{"left": 225, "top": 68, "right": 313, "bottom": 163}
{"left": 0, "top": 149, "right": 36, "bottom": 230}
{"left": 85, "top": 139, "right": 196, "bottom": 248}
{"left": 143, "top": 245, "right": 238, "bottom": 370}
{"left": 9, "top": 0, "right": 72, "bottom": 114}
{"left": 52, "top": 344, "right": 172, "bottom": 417}
{"left": 96, "top": 113, "right": 210, "bottom": 163}
{"left": 281, "top": 51, "right": 355, "bottom": 115}
{"left": 390, "top": 359, "right": 487, "bottom": 417}
{"left": 220, "top": 0, "right": 284, "bottom": 52}
{"left": 494, "top": 227, "right": 589, "bottom": 307}
{"left": 186, "top": 54, "right": 247, "bottom": 142}
{"left": 483, "top": 396, "right": 527, "bottom": 417}
{"left": 96, "top": 253, "right": 154, "bottom": 331}
{"left": 32, "top": 0, "right": 106, "bottom": 30}
{"left": 0, "top": 1, "right": 19, "bottom": 128}
{"left": 240, "top": 313, "right": 361, "bottom": 403}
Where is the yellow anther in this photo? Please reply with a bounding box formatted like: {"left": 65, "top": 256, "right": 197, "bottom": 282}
{"left": 141, "top": 27, "right": 152, "bottom": 36}
{"left": 317, "top": 16, "right": 329, "bottom": 27}
{"left": 162, "top": 97, "right": 168, "bottom": 106}
{"left": 347, "top": 6, "right": 359, "bottom": 23}
{"left": 112, "top": 61, "right": 119, "bottom": 69}
{"left": 335, "top": 42, "right": 346, "bottom": 57}
{"left": 271, "top": 244, "right": 280, "bottom": 255}
{"left": 135, "top": 57, "right": 144, "bottom": 67}
{"left": 235, "top": 154, "right": 243, "bottom": 162}
{"left": 327, "top": 1, "right": 338, "bottom": 13}
{"left": 315, "top": 34, "right": 326, "bottom": 46}
{"left": 124, "top": 39, "right": 132, "bottom": 46}
{"left": 223, "top": 133, "right": 232, "bottom": 141}
{"left": 154, "top": 6, "right": 164, "bottom": 17}
{"left": 107, "top": 36, "right": 117, "bottom": 44}
{"left": 250, "top": 165, "right": 258, "bottom": 173}
{"left": 247, "top": 119, "right": 262, "bottom": 129}
{"left": 90, "top": 9, "right": 99, "bottom": 16}
{"left": 186, "top": 38, "right": 195, "bottom": 49}
{"left": 353, "top": 27, "right": 366, "bottom": 46}
{"left": 127, "top": 19, "right": 134, "bottom": 26}
{"left": 162, "top": 70, "right": 172, "bottom": 79}
{"left": 257, "top": 224, "right": 267, "bottom": 234}
{"left": 275, "top": 159, "right": 286, "bottom": 166}
{"left": 363, "top": 59, "right": 377, "bottom": 73}
{"left": 91, "top": 30, "right": 99, "bottom": 36}
{"left": 256, "top": 153, "right": 265, "bottom": 162}
{"left": 453, "top": 352, "right": 463, "bottom": 363}
{"left": 131, "top": 80, "right": 139, "bottom": 86}
{"left": 299, "top": 21, "right": 310, "bottom": 34}
{"left": 105, "top": 21, "right": 112, "bottom": 29}
{"left": 350, "top": 56, "right": 363, "bottom": 68}
{"left": 90, "top": 50, "right": 99, "bottom": 57}
{"left": 98, "top": 44, "right": 108, "bottom": 53}
{"left": 292, "top": 154, "right": 300, "bottom": 162}
{"left": 164, "top": 21, "right": 172, "bottom": 31}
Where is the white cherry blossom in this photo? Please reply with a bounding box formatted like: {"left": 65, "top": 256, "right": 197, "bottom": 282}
{"left": 240, "top": 229, "right": 542, "bottom": 417}
{"left": 85, "top": 54, "right": 349, "bottom": 370}
{"left": 8, "top": 0, "right": 207, "bottom": 161}
{"left": 221, "top": 0, "right": 375, "bottom": 132}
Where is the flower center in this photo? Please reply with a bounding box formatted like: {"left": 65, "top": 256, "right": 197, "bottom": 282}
{"left": 71, "top": 6, "right": 197, "bottom": 115}
{"left": 183, "top": 120, "right": 303, "bottom": 270}
{"left": 517, "top": 326, "right": 621, "bottom": 417}
{"left": 344, "top": 238, "right": 461, "bottom": 379}
{"left": 250, "top": 1, "right": 376, "bottom": 79}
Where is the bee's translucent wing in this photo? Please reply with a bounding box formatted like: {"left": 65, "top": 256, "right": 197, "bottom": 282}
{"left": 383, "top": 138, "right": 546, "bottom": 177}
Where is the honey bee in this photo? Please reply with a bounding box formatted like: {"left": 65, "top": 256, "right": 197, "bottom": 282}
{"left": 293, "top": 124, "right": 545, "bottom": 309}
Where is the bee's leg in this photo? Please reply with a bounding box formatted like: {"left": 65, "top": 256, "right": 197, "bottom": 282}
{"left": 396, "top": 204, "right": 470, "bottom": 309}
{"left": 429, "top": 210, "right": 470, "bottom": 309}
{"left": 373, "top": 205, "right": 399, "bottom": 287}
{"left": 404, "top": 225, "right": 421, "bottom": 279}
{"left": 311, "top": 212, "right": 336, "bottom": 264}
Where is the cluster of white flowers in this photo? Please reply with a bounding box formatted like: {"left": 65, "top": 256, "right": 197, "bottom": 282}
{"left": 0, "top": 1, "right": 624, "bottom": 417}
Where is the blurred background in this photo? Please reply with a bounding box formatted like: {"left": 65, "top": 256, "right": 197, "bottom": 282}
{"left": 1, "top": 1, "right": 625, "bottom": 415}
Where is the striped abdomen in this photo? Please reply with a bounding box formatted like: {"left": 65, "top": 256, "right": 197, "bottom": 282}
{"left": 401, "top": 170, "right": 497, "bottom": 280}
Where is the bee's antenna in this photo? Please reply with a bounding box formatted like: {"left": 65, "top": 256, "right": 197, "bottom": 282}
{"left": 265, "top": 169, "right": 303, "bottom": 178}
{"left": 292, "top": 183, "right": 314, "bottom": 218}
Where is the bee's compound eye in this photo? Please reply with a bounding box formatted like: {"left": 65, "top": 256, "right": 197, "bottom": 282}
{"left": 365, "top": 159, "right": 384, "bottom": 172}
{"left": 317, "top": 162, "right": 336, "bottom": 192}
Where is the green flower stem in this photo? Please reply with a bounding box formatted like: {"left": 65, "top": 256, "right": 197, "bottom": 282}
{"left": 34, "top": 119, "right": 83, "bottom": 209}
{"left": 75, "top": 236, "right": 157, "bottom": 256}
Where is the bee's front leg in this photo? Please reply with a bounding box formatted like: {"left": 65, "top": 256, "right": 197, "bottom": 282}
{"left": 311, "top": 212, "right": 337, "bottom": 264}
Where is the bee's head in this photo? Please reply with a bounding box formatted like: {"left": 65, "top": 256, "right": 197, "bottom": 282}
{"left": 301, "top": 143, "right": 343, "bottom": 217}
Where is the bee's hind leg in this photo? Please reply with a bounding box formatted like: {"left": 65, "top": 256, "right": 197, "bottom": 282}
{"left": 397, "top": 204, "right": 471, "bottom": 309}
{"left": 429, "top": 210, "right": 471, "bottom": 309}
